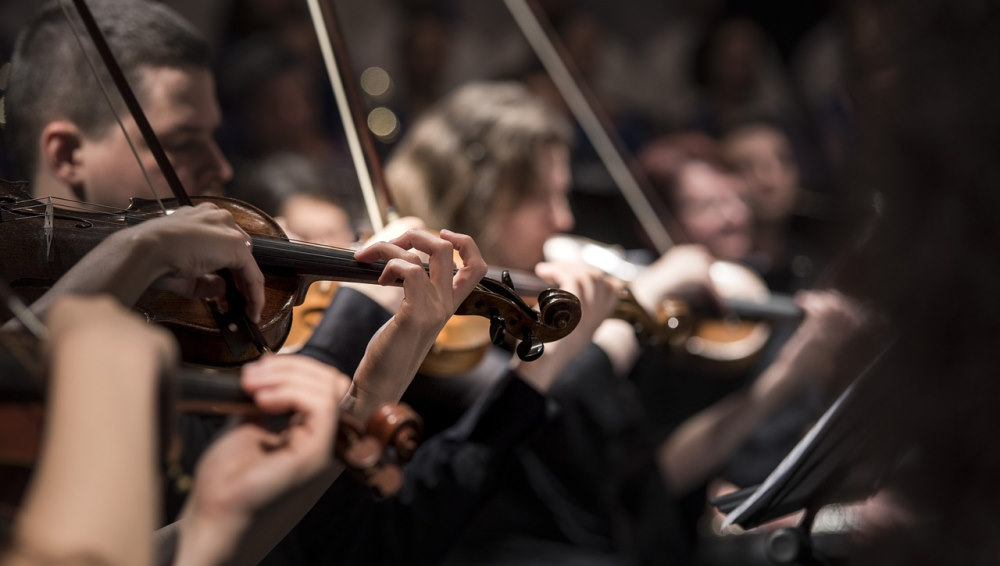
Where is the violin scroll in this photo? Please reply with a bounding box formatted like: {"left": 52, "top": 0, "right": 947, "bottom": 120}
{"left": 536, "top": 288, "right": 584, "bottom": 340}
{"left": 456, "top": 275, "right": 581, "bottom": 363}
{"left": 336, "top": 403, "right": 422, "bottom": 497}
{"left": 365, "top": 403, "right": 422, "bottom": 463}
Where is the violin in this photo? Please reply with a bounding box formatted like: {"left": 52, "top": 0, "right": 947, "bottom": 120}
{"left": 0, "top": 322, "right": 423, "bottom": 506}
{"left": 0, "top": 186, "right": 582, "bottom": 367}
{"left": 399, "top": 249, "right": 802, "bottom": 378}
{"left": 493, "top": 262, "right": 800, "bottom": 374}
{"left": 414, "top": 267, "right": 695, "bottom": 377}
{"left": 542, "top": 234, "right": 803, "bottom": 373}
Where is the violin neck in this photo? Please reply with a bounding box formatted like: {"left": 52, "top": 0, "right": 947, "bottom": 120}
{"left": 725, "top": 295, "right": 803, "bottom": 322}
{"left": 175, "top": 366, "right": 264, "bottom": 416}
{"left": 484, "top": 267, "right": 551, "bottom": 297}
{"left": 250, "top": 236, "right": 387, "bottom": 285}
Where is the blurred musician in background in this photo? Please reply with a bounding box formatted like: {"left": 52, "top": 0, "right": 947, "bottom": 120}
{"left": 381, "top": 80, "right": 870, "bottom": 565}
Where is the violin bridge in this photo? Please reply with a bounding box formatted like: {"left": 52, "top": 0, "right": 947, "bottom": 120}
{"left": 44, "top": 199, "right": 54, "bottom": 261}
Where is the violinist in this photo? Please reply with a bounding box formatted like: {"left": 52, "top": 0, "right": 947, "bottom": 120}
{"left": 3, "top": 0, "right": 265, "bottom": 325}
{"left": 247, "top": 80, "right": 675, "bottom": 564}
{"left": 379, "top": 81, "right": 726, "bottom": 564}
{"left": 718, "top": 118, "right": 831, "bottom": 293}
{"left": 0, "top": 294, "right": 351, "bottom": 566}
{"left": 3, "top": 0, "right": 484, "bottom": 430}
{"left": 232, "top": 152, "right": 357, "bottom": 249}
{"left": 635, "top": 132, "right": 870, "bottom": 555}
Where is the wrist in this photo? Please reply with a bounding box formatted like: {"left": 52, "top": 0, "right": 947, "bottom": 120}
{"left": 119, "top": 225, "right": 174, "bottom": 282}
{"left": 592, "top": 319, "right": 641, "bottom": 377}
{"left": 174, "top": 507, "right": 248, "bottom": 566}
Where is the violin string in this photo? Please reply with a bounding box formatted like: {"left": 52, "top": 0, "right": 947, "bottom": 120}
{"left": 3, "top": 204, "right": 388, "bottom": 276}
{"left": 251, "top": 239, "right": 387, "bottom": 276}
{"left": 1, "top": 197, "right": 180, "bottom": 231}
{"left": 1, "top": 198, "right": 140, "bottom": 232}
{"left": 2, "top": 196, "right": 127, "bottom": 214}
{"left": 58, "top": 1, "right": 167, "bottom": 215}
{"left": 2, "top": 208, "right": 464, "bottom": 281}
{"left": 2, "top": 197, "right": 365, "bottom": 257}
{"left": 2, "top": 197, "right": 469, "bottom": 281}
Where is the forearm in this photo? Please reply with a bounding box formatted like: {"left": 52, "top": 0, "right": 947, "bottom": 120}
{"left": 299, "top": 287, "right": 392, "bottom": 375}
{"left": 591, "top": 318, "right": 642, "bottom": 378}
{"left": 347, "top": 317, "right": 439, "bottom": 421}
{"left": 658, "top": 349, "right": 806, "bottom": 495}
{"left": 658, "top": 390, "right": 767, "bottom": 495}
{"left": 173, "top": 464, "right": 340, "bottom": 566}
{"left": 14, "top": 336, "right": 161, "bottom": 566}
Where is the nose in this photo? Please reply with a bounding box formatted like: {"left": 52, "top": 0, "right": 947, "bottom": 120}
{"left": 550, "top": 194, "right": 575, "bottom": 233}
{"left": 196, "top": 141, "right": 233, "bottom": 195}
{"left": 720, "top": 195, "right": 750, "bottom": 227}
{"left": 751, "top": 159, "right": 782, "bottom": 191}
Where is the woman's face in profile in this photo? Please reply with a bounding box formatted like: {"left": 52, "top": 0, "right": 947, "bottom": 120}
{"left": 491, "top": 143, "right": 575, "bottom": 272}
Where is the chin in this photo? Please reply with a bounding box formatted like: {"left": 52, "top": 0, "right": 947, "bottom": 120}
{"left": 716, "top": 242, "right": 752, "bottom": 263}
{"left": 514, "top": 253, "right": 544, "bottom": 273}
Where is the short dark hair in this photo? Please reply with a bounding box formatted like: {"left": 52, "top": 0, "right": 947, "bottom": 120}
{"left": 5, "top": 0, "right": 211, "bottom": 177}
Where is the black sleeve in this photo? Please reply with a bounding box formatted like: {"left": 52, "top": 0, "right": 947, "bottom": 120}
{"left": 297, "top": 287, "right": 391, "bottom": 375}
{"left": 266, "top": 371, "right": 550, "bottom": 566}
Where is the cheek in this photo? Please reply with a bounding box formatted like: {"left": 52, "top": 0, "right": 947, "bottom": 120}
{"left": 496, "top": 212, "right": 547, "bottom": 269}
{"left": 165, "top": 155, "right": 202, "bottom": 186}
{"left": 85, "top": 158, "right": 151, "bottom": 206}
{"left": 680, "top": 211, "right": 714, "bottom": 241}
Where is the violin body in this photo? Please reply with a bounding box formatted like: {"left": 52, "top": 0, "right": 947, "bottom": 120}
{"left": 0, "top": 185, "right": 582, "bottom": 367}
{"left": 682, "top": 260, "right": 776, "bottom": 375}
{"left": 0, "top": 189, "right": 298, "bottom": 365}
{"left": 134, "top": 197, "right": 300, "bottom": 365}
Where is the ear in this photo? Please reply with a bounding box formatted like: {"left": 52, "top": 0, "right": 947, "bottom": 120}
{"left": 39, "top": 120, "right": 86, "bottom": 186}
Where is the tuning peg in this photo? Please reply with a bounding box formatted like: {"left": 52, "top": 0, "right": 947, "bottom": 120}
{"left": 489, "top": 315, "right": 506, "bottom": 345}
{"left": 516, "top": 335, "right": 544, "bottom": 362}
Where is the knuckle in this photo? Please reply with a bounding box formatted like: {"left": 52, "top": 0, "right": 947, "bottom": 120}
{"left": 467, "top": 257, "right": 488, "bottom": 274}
{"left": 428, "top": 238, "right": 451, "bottom": 253}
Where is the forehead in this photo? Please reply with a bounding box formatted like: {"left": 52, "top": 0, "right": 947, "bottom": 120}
{"left": 135, "top": 65, "right": 220, "bottom": 132}
{"left": 678, "top": 162, "right": 733, "bottom": 198}
{"left": 533, "top": 143, "right": 569, "bottom": 183}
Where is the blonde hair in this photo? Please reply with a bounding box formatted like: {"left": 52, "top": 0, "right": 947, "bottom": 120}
{"left": 386, "top": 81, "right": 572, "bottom": 256}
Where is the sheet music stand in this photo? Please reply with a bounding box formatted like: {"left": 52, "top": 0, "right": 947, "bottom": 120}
{"left": 710, "top": 342, "right": 909, "bottom": 565}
